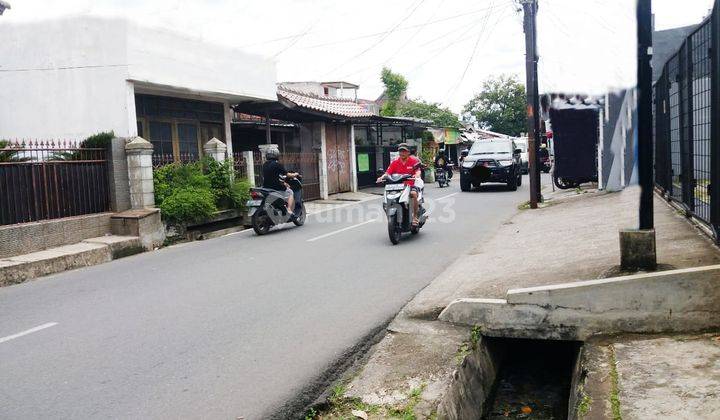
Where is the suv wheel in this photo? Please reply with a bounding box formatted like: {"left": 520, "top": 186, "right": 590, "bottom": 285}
{"left": 460, "top": 176, "right": 472, "bottom": 192}
{"left": 517, "top": 172, "right": 523, "bottom": 187}
{"left": 507, "top": 170, "right": 518, "bottom": 191}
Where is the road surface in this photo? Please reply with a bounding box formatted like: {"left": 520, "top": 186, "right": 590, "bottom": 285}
{"left": 0, "top": 177, "right": 537, "bottom": 419}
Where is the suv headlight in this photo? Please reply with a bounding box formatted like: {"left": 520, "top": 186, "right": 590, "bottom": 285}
{"left": 462, "top": 161, "right": 475, "bottom": 169}
{"left": 497, "top": 159, "right": 513, "bottom": 167}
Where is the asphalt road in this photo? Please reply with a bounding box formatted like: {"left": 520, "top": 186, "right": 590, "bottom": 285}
{"left": 0, "top": 176, "right": 535, "bottom": 419}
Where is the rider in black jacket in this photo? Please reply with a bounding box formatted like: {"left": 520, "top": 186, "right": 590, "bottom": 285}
{"left": 434, "top": 150, "right": 453, "bottom": 179}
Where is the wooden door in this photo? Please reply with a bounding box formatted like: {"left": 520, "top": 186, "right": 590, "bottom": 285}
{"left": 335, "top": 124, "right": 352, "bottom": 192}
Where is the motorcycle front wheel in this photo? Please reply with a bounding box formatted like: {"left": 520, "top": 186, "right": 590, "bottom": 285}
{"left": 388, "top": 215, "right": 401, "bottom": 245}
{"left": 252, "top": 212, "right": 272, "bottom": 235}
{"left": 293, "top": 203, "right": 306, "bottom": 226}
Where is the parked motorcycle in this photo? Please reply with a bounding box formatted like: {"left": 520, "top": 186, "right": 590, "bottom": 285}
{"left": 247, "top": 175, "right": 306, "bottom": 235}
{"left": 380, "top": 172, "right": 428, "bottom": 245}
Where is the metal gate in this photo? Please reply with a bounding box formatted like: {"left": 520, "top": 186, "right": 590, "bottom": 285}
{"left": 0, "top": 140, "right": 110, "bottom": 225}
{"left": 653, "top": 5, "right": 720, "bottom": 242}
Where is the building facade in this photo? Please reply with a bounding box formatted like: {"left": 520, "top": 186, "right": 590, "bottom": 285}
{"left": 0, "top": 16, "right": 277, "bottom": 162}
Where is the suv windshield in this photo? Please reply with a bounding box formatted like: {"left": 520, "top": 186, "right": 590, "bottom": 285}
{"left": 469, "top": 141, "right": 512, "bottom": 155}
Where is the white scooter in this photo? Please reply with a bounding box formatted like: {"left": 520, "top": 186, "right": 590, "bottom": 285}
{"left": 379, "top": 171, "right": 428, "bottom": 245}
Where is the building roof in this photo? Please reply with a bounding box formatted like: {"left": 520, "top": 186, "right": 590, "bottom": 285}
{"left": 321, "top": 81, "right": 359, "bottom": 89}
{"left": 277, "top": 86, "right": 374, "bottom": 118}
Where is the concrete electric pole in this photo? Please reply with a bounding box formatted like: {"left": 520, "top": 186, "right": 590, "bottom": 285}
{"left": 619, "top": 0, "right": 657, "bottom": 270}
{"left": 637, "top": 0, "right": 654, "bottom": 230}
{"left": 520, "top": 0, "right": 542, "bottom": 208}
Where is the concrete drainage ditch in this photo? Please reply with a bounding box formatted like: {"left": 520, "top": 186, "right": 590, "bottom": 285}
{"left": 438, "top": 336, "right": 584, "bottom": 420}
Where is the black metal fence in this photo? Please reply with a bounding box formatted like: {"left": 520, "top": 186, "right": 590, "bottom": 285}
{"left": 0, "top": 140, "right": 110, "bottom": 225}
{"left": 654, "top": 6, "right": 720, "bottom": 241}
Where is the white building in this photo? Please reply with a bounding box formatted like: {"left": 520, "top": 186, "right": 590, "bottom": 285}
{"left": 0, "top": 16, "right": 276, "bottom": 160}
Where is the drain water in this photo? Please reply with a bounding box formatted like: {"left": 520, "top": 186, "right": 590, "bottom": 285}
{"left": 483, "top": 338, "right": 581, "bottom": 420}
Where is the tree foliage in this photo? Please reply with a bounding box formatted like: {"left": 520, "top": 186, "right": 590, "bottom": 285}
{"left": 380, "top": 67, "right": 408, "bottom": 116}
{"left": 398, "top": 99, "right": 461, "bottom": 128}
{"left": 463, "top": 75, "right": 527, "bottom": 136}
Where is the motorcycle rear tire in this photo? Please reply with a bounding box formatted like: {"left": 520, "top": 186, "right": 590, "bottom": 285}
{"left": 252, "top": 212, "right": 272, "bottom": 235}
{"left": 388, "top": 216, "right": 401, "bottom": 245}
{"left": 292, "top": 203, "right": 306, "bottom": 226}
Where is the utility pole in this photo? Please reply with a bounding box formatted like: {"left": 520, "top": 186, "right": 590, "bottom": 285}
{"left": 520, "top": 0, "right": 542, "bottom": 208}
{"left": 637, "top": 0, "right": 654, "bottom": 230}
{"left": 619, "top": 0, "right": 656, "bottom": 271}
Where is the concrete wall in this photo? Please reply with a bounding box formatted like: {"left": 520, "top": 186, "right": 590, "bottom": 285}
{"left": 0, "top": 213, "right": 113, "bottom": 259}
{"left": 0, "top": 16, "right": 276, "bottom": 140}
{"left": 439, "top": 265, "right": 720, "bottom": 340}
{"left": 0, "top": 17, "right": 132, "bottom": 139}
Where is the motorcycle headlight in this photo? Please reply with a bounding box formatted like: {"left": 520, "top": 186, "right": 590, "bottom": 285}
{"left": 462, "top": 161, "right": 475, "bottom": 169}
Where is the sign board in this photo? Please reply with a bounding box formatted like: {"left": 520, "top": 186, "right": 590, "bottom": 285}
{"left": 357, "top": 153, "right": 370, "bottom": 172}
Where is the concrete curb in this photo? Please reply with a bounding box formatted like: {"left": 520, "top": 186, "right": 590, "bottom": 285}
{"left": 0, "top": 236, "right": 143, "bottom": 287}
{"left": 438, "top": 264, "right": 720, "bottom": 340}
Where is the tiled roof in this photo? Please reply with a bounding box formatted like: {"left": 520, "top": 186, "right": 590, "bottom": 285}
{"left": 277, "top": 86, "right": 374, "bottom": 119}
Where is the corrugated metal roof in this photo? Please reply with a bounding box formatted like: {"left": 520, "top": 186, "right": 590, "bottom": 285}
{"left": 277, "top": 86, "right": 374, "bottom": 118}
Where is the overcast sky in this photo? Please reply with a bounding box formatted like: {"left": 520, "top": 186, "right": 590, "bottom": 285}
{"left": 3, "top": 0, "right": 715, "bottom": 112}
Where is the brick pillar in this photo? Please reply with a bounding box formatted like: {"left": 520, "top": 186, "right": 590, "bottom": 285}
{"left": 243, "top": 151, "right": 255, "bottom": 186}
{"left": 125, "top": 136, "right": 155, "bottom": 209}
{"left": 108, "top": 137, "right": 131, "bottom": 211}
{"left": 203, "top": 137, "right": 227, "bottom": 162}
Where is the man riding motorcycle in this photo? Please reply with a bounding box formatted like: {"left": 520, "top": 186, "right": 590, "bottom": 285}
{"left": 434, "top": 149, "right": 453, "bottom": 179}
{"left": 262, "top": 149, "right": 299, "bottom": 219}
{"left": 376, "top": 144, "right": 422, "bottom": 226}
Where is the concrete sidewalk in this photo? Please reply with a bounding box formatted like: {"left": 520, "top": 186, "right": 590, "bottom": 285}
{"left": 315, "top": 187, "right": 720, "bottom": 419}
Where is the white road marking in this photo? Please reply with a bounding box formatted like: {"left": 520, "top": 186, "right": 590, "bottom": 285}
{"left": 435, "top": 192, "right": 459, "bottom": 201}
{"left": 0, "top": 322, "right": 58, "bottom": 344}
{"left": 307, "top": 219, "right": 379, "bottom": 242}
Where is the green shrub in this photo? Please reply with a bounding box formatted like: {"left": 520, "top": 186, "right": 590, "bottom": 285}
{"left": 159, "top": 187, "right": 217, "bottom": 224}
{"left": 202, "top": 157, "right": 251, "bottom": 210}
{"left": 153, "top": 158, "right": 251, "bottom": 224}
{"left": 154, "top": 162, "right": 211, "bottom": 206}
{"left": 229, "top": 178, "right": 252, "bottom": 209}
{"left": 81, "top": 131, "right": 114, "bottom": 149}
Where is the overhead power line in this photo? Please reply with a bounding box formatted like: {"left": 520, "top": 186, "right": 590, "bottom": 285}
{"left": 323, "top": 0, "right": 427, "bottom": 77}
{"left": 444, "top": 1, "right": 504, "bottom": 102}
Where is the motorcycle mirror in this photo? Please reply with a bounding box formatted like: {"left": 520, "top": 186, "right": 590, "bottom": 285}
{"left": 514, "top": 148, "right": 522, "bottom": 155}
{"left": 377, "top": 168, "right": 385, "bottom": 175}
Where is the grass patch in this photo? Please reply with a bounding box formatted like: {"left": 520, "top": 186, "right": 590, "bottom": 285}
{"left": 517, "top": 201, "right": 532, "bottom": 210}
{"left": 311, "top": 382, "right": 426, "bottom": 419}
{"left": 455, "top": 326, "right": 483, "bottom": 366}
{"left": 577, "top": 389, "right": 592, "bottom": 418}
{"left": 608, "top": 345, "right": 622, "bottom": 420}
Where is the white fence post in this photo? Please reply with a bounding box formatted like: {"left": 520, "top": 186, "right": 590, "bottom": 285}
{"left": 243, "top": 150, "right": 255, "bottom": 187}
{"left": 125, "top": 137, "right": 155, "bottom": 209}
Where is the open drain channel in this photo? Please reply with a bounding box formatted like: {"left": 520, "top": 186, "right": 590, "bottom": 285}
{"left": 483, "top": 338, "right": 581, "bottom": 419}
{"left": 438, "top": 336, "right": 583, "bottom": 420}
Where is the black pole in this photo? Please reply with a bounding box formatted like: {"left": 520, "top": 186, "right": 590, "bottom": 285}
{"left": 265, "top": 110, "right": 272, "bottom": 144}
{"left": 637, "top": 0, "right": 654, "bottom": 230}
{"left": 522, "top": 0, "right": 541, "bottom": 208}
